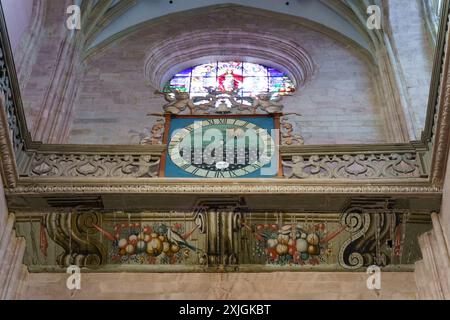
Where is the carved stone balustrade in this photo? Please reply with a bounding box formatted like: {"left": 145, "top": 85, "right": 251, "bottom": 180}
{"left": 28, "top": 153, "right": 160, "bottom": 178}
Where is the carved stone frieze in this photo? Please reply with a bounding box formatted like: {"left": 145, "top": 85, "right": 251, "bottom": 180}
{"left": 23, "top": 150, "right": 424, "bottom": 181}
{"left": 29, "top": 153, "right": 161, "bottom": 178}
{"left": 154, "top": 89, "right": 285, "bottom": 115}
{"left": 0, "top": 91, "right": 18, "bottom": 187}
{"left": 0, "top": 46, "right": 23, "bottom": 154}
{"left": 282, "top": 153, "right": 421, "bottom": 179}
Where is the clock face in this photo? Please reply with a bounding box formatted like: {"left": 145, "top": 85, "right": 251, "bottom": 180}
{"left": 167, "top": 118, "right": 276, "bottom": 178}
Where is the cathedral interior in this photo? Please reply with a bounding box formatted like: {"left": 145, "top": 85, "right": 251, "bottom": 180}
{"left": 0, "top": 0, "right": 450, "bottom": 300}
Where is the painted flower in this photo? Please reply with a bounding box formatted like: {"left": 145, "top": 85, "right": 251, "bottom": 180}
{"left": 173, "top": 223, "right": 183, "bottom": 230}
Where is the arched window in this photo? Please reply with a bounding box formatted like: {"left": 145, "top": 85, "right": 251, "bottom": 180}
{"left": 164, "top": 61, "right": 295, "bottom": 102}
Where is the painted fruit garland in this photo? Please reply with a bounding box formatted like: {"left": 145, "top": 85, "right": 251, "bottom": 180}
{"left": 108, "top": 222, "right": 192, "bottom": 265}
{"left": 253, "top": 223, "right": 328, "bottom": 265}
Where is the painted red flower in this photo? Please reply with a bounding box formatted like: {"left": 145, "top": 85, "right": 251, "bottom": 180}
{"left": 173, "top": 223, "right": 183, "bottom": 230}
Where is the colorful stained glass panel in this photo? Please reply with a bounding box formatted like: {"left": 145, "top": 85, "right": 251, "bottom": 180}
{"left": 243, "top": 63, "right": 268, "bottom": 77}
{"left": 169, "top": 77, "right": 190, "bottom": 92}
{"left": 165, "top": 61, "right": 295, "bottom": 99}
{"left": 191, "top": 63, "right": 217, "bottom": 77}
{"left": 243, "top": 77, "right": 269, "bottom": 95}
{"left": 173, "top": 68, "right": 192, "bottom": 77}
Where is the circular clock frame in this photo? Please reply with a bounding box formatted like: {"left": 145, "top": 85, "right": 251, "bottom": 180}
{"left": 167, "top": 119, "right": 276, "bottom": 178}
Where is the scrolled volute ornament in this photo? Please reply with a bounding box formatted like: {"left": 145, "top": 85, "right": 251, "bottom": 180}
{"left": 44, "top": 211, "right": 107, "bottom": 269}
{"left": 338, "top": 207, "right": 370, "bottom": 270}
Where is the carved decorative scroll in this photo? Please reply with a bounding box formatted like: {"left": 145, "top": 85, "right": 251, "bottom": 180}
{"left": 338, "top": 200, "right": 409, "bottom": 270}
{"left": 44, "top": 211, "right": 107, "bottom": 268}
{"left": 338, "top": 207, "right": 371, "bottom": 269}
{"left": 0, "top": 46, "right": 23, "bottom": 154}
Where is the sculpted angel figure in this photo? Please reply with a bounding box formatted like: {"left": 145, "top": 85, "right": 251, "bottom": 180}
{"left": 134, "top": 155, "right": 160, "bottom": 178}
{"left": 155, "top": 90, "right": 195, "bottom": 114}
{"left": 252, "top": 93, "right": 284, "bottom": 114}
{"left": 281, "top": 116, "right": 304, "bottom": 145}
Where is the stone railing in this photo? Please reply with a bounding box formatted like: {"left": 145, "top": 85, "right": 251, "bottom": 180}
{"left": 14, "top": 145, "right": 425, "bottom": 181}
{"left": 282, "top": 152, "right": 422, "bottom": 180}
{"left": 28, "top": 153, "right": 161, "bottom": 178}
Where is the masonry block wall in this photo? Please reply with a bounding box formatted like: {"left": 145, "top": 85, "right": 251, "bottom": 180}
{"left": 21, "top": 272, "right": 418, "bottom": 300}
{"left": 387, "top": 0, "right": 434, "bottom": 138}
{"left": 10, "top": 0, "right": 70, "bottom": 136}
{"left": 1, "top": 0, "right": 34, "bottom": 53}
{"left": 66, "top": 7, "right": 387, "bottom": 145}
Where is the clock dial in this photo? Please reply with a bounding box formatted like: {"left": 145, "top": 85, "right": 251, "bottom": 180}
{"left": 167, "top": 118, "right": 275, "bottom": 178}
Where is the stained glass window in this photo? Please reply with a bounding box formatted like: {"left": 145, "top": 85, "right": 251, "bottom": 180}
{"left": 164, "top": 61, "right": 296, "bottom": 99}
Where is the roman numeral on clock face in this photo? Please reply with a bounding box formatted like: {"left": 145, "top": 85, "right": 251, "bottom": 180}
{"left": 206, "top": 119, "right": 228, "bottom": 125}
{"left": 214, "top": 171, "right": 226, "bottom": 178}
{"left": 180, "top": 163, "right": 191, "bottom": 170}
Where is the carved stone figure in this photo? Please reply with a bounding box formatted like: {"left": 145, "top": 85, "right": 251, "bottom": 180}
{"left": 156, "top": 90, "right": 195, "bottom": 114}
{"left": 281, "top": 117, "right": 304, "bottom": 145}
{"left": 134, "top": 155, "right": 161, "bottom": 178}
{"left": 140, "top": 119, "right": 165, "bottom": 145}
{"left": 252, "top": 93, "right": 284, "bottom": 114}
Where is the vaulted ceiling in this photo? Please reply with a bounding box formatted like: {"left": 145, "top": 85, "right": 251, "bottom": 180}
{"left": 80, "top": 0, "right": 381, "bottom": 58}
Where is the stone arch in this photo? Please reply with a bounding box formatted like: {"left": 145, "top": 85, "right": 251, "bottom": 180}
{"left": 143, "top": 29, "right": 315, "bottom": 91}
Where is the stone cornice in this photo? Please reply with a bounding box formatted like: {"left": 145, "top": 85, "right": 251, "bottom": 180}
{"left": 430, "top": 1, "right": 450, "bottom": 185}
{"left": 6, "top": 179, "right": 441, "bottom": 196}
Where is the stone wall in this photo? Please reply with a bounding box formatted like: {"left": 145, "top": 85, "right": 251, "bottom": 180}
{"left": 1, "top": 0, "right": 34, "bottom": 53}
{"left": 10, "top": 0, "right": 71, "bottom": 138}
{"left": 21, "top": 271, "right": 417, "bottom": 300}
{"left": 386, "top": 0, "right": 434, "bottom": 139}
{"left": 0, "top": 175, "right": 27, "bottom": 300}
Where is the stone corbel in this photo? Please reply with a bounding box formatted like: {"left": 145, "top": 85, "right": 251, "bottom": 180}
{"left": 194, "top": 201, "right": 243, "bottom": 269}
